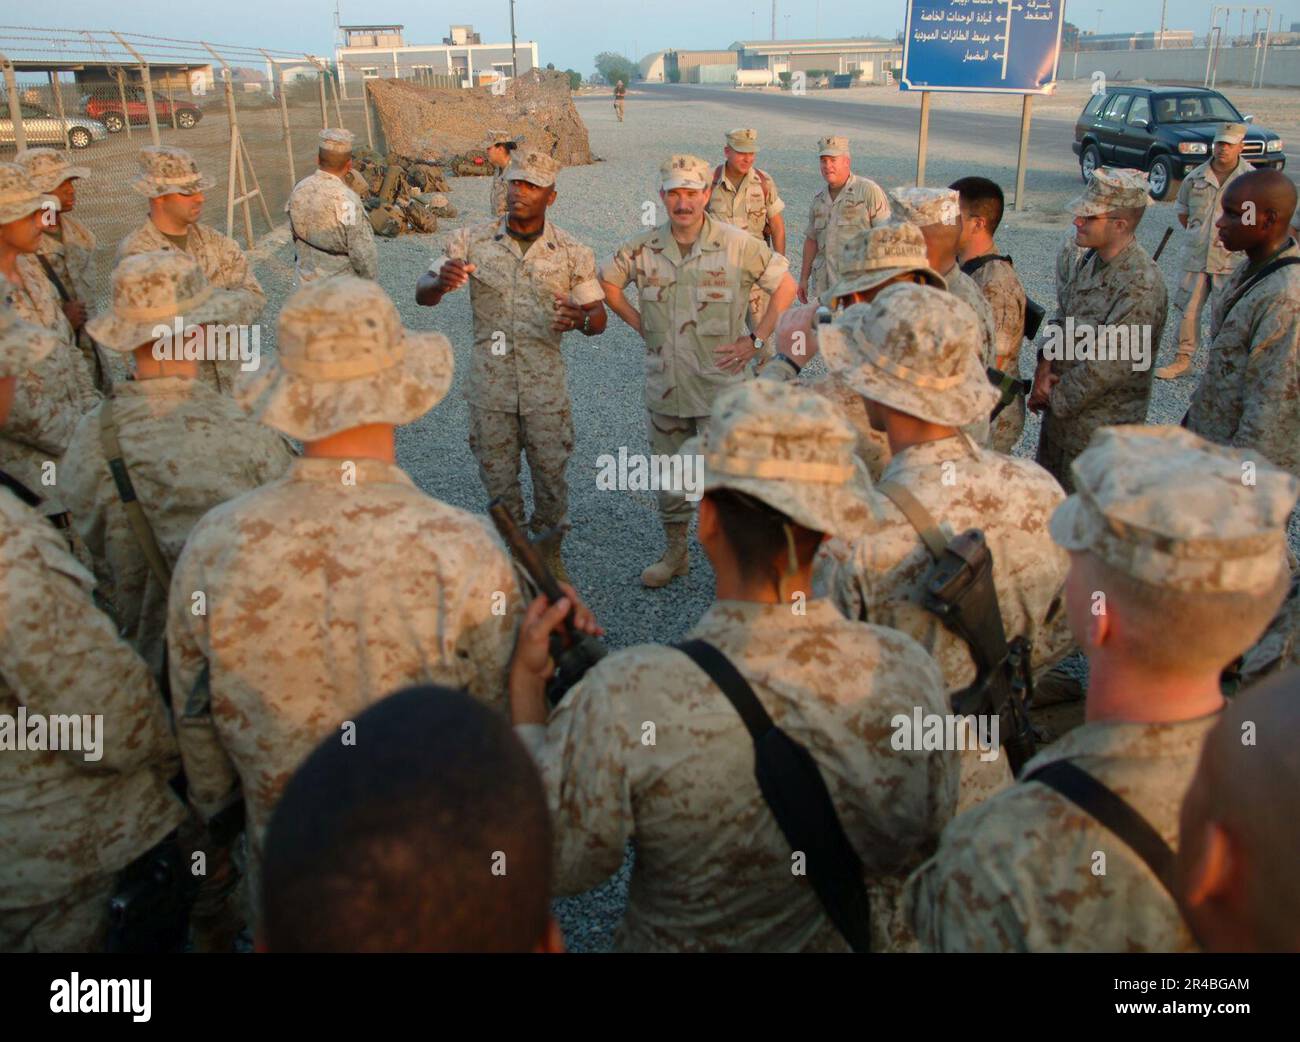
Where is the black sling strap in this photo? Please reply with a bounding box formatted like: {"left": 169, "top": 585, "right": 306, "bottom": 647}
{"left": 960, "top": 253, "right": 1012, "bottom": 277}
{"left": 1024, "top": 759, "right": 1177, "bottom": 900}
{"left": 674, "top": 638, "right": 873, "bottom": 952}
{"left": 0, "top": 468, "right": 43, "bottom": 510}
{"left": 287, "top": 212, "right": 351, "bottom": 258}
{"left": 1219, "top": 256, "right": 1300, "bottom": 323}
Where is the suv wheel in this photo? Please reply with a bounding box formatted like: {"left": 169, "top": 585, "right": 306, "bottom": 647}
{"left": 1147, "top": 155, "right": 1175, "bottom": 201}
{"left": 68, "top": 127, "right": 92, "bottom": 149}
{"left": 103, "top": 113, "right": 124, "bottom": 133}
{"left": 1079, "top": 143, "right": 1101, "bottom": 183}
{"left": 176, "top": 110, "right": 198, "bottom": 129}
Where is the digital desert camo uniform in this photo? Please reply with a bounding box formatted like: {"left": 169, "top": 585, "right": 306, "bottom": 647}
{"left": 16, "top": 148, "right": 99, "bottom": 383}
{"left": 285, "top": 128, "right": 379, "bottom": 285}
{"left": 906, "top": 425, "right": 1300, "bottom": 952}
{"left": 1035, "top": 167, "right": 1168, "bottom": 494}
{"left": 824, "top": 285, "right": 1072, "bottom": 809}
{"left": 0, "top": 164, "right": 95, "bottom": 519}
{"left": 486, "top": 130, "right": 517, "bottom": 217}
{"left": 59, "top": 252, "right": 295, "bottom": 681}
{"left": 115, "top": 146, "right": 266, "bottom": 393}
{"left": 517, "top": 380, "right": 957, "bottom": 952}
{"left": 167, "top": 277, "right": 521, "bottom": 912}
{"left": 1163, "top": 123, "right": 1254, "bottom": 377}
{"left": 962, "top": 250, "right": 1028, "bottom": 453}
{"left": 601, "top": 154, "right": 790, "bottom": 523}
{"left": 435, "top": 150, "right": 603, "bottom": 535}
{"left": 806, "top": 136, "right": 890, "bottom": 302}
{"left": 0, "top": 306, "right": 186, "bottom": 953}
{"left": 888, "top": 187, "right": 998, "bottom": 372}
{"left": 1185, "top": 235, "right": 1300, "bottom": 481}
{"left": 706, "top": 128, "right": 786, "bottom": 327}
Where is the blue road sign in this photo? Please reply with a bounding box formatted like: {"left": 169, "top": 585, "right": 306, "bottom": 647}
{"left": 900, "top": 0, "right": 1065, "bottom": 94}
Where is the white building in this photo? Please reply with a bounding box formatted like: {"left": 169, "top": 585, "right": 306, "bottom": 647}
{"left": 335, "top": 23, "right": 539, "bottom": 98}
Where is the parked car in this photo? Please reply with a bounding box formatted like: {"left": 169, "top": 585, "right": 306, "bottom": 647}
{"left": 0, "top": 104, "right": 107, "bottom": 149}
{"left": 1073, "top": 85, "right": 1286, "bottom": 200}
{"left": 83, "top": 87, "right": 203, "bottom": 133}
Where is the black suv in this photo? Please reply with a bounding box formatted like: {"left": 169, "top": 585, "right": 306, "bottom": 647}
{"left": 1073, "top": 85, "right": 1285, "bottom": 200}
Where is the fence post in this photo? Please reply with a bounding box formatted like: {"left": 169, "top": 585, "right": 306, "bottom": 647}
{"left": 262, "top": 50, "right": 296, "bottom": 192}
{"left": 114, "top": 66, "right": 133, "bottom": 139}
{"left": 313, "top": 58, "right": 328, "bottom": 128}
{"left": 165, "top": 73, "right": 179, "bottom": 130}
{"left": 49, "top": 70, "right": 69, "bottom": 151}
{"left": 0, "top": 54, "right": 24, "bottom": 152}
{"left": 328, "top": 65, "right": 343, "bottom": 128}
{"left": 113, "top": 34, "right": 160, "bottom": 145}
{"left": 361, "top": 77, "right": 374, "bottom": 150}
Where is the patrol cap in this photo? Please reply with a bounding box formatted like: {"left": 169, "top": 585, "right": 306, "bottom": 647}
{"left": 888, "top": 187, "right": 961, "bottom": 227}
{"left": 726, "top": 128, "right": 759, "bottom": 153}
{"left": 1050, "top": 425, "right": 1299, "bottom": 594}
{"left": 505, "top": 150, "right": 561, "bottom": 188}
{"left": 15, "top": 147, "right": 90, "bottom": 193}
{"left": 682, "top": 380, "right": 871, "bottom": 539}
{"left": 236, "top": 275, "right": 453, "bottom": 441}
{"left": 661, "top": 154, "right": 711, "bottom": 191}
{"left": 0, "top": 303, "right": 57, "bottom": 379}
{"left": 86, "top": 250, "right": 245, "bottom": 353}
{"left": 833, "top": 282, "right": 998, "bottom": 427}
{"left": 826, "top": 221, "right": 946, "bottom": 305}
{"left": 0, "top": 162, "right": 57, "bottom": 225}
{"left": 818, "top": 135, "right": 850, "bottom": 157}
{"left": 131, "top": 145, "right": 214, "bottom": 198}
{"left": 318, "top": 128, "right": 355, "bottom": 154}
{"left": 1067, "top": 166, "right": 1150, "bottom": 217}
{"left": 1214, "top": 122, "right": 1248, "bottom": 145}
{"left": 483, "top": 128, "right": 520, "bottom": 149}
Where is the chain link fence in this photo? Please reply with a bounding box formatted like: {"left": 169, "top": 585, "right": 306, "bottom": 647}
{"left": 0, "top": 26, "right": 462, "bottom": 306}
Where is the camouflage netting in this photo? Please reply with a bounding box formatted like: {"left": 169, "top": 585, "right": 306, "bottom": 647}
{"left": 367, "top": 68, "right": 595, "bottom": 171}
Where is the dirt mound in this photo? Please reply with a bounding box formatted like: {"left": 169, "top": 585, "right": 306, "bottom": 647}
{"left": 368, "top": 69, "right": 594, "bottom": 169}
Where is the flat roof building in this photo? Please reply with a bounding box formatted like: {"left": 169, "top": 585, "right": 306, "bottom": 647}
{"left": 335, "top": 23, "right": 538, "bottom": 97}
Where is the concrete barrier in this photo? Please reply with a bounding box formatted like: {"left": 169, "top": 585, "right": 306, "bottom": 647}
{"left": 1060, "top": 46, "right": 1300, "bottom": 89}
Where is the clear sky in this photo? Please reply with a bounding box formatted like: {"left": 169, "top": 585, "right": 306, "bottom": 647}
{"left": 23, "top": 0, "right": 1300, "bottom": 76}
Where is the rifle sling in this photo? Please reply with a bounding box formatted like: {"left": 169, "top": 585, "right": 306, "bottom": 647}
{"left": 876, "top": 479, "right": 949, "bottom": 561}
{"left": 1023, "top": 759, "right": 1177, "bottom": 901}
{"left": 99, "top": 397, "right": 172, "bottom": 589}
{"left": 1220, "top": 256, "right": 1300, "bottom": 324}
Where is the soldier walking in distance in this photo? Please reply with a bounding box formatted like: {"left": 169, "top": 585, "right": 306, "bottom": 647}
{"left": 285, "top": 128, "right": 378, "bottom": 285}
{"left": 1156, "top": 122, "right": 1254, "bottom": 380}
{"left": 1028, "top": 168, "right": 1167, "bottom": 493}
{"left": 15, "top": 148, "right": 101, "bottom": 389}
{"left": 798, "top": 136, "right": 890, "bottom": 305}
{"left": 1185, "top": 170, "right": 1300, "bottom": 480}
{"left": 706, "top": 128, "right": 787, "bottom": 340}
{"left": 600, "top": 155, "right": 796, "bottom": 587}
{"left": 613, "top": 80, "right": 626, "bottom": 122}
{"left": 0, "top": 306, "right": 186, "bottom": 953}
{"left": 508, "top": 380, "right": 957, "bottom": 952}
{"left": 416, "top": 151, "right": 606, "bottom": 580}
{"left": 907, "top": 425, "right": 1297, "bottom": 952}
{"left": 484, "top": 130, "right": 520, "bottom": 218}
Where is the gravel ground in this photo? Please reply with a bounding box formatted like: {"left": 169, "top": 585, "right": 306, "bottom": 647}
{"left": 239, "top": 89, "right": 1282, "bottom": 951}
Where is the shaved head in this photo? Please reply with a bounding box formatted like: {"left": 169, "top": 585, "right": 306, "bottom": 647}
{"left": 1218, "top": 170, "right": 1298, "bottom": 255}
{"left": 1176, "top": 667, "right": 1300, "bottom": 951}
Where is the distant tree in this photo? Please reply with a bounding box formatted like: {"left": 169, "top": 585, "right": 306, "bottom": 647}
{"left": 565, "top": 68, "right": 582, "bottom": 91}
{"left": 595, "top": 52, "right": 638, "bottom": 88}
{"left": 667, "top": 67, "right": 682, "bottom": 83}
{"left": 1062, "top": 21, "right": 1080, "bottom": 48}
{"left": 546, "top": 62, "right": 555, "bottom": 70}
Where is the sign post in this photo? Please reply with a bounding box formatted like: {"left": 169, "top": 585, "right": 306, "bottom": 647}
{"left": 900, "top": 0, "right": 1064, "bottom": 209}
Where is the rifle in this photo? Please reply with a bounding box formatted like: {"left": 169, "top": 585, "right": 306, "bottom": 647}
{"left": 921, "top": 530, "right": 1037, "bottom": 777}
{"left": 1152, "top": 226, "right": 1174, "bottom": 263}
{"left": 985, "top": 366, "right": 1033, "bottom": 422}
{"left": 489, "top": 499, "right": 607, "bottom": 705}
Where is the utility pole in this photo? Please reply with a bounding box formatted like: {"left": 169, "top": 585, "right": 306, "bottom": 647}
{"left": 509, "top": 0, "right": 518, "bottom": 78}
{"left": 1158, "top": 0, "right": 1167, "bottom": 48}
{"left": 771, "top": 1, "right": 777, "bottom": 41}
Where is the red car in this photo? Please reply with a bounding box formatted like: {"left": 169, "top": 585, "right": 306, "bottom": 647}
{"left": 83, "top": 87, "right": 202, "bottom": 133}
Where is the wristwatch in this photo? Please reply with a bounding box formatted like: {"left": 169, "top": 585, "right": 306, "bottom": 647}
{"left": 750, "top": 334, "right": 765, "bottom": 354}
{"left": 580, "top": 310, "right": 591, "bottom": 334}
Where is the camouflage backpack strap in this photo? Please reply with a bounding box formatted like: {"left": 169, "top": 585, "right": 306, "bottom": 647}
{"left": 712, "top": 163, "right": 724, "bottom": 188}
{"left": 99, "top": 396, "right": 172, "bottom": 588}
{"left": 1022, "top": 759, "right": 1177, "bottom": 901}
{"left": 876, "top": 479, "right": 949, "bottom": 561}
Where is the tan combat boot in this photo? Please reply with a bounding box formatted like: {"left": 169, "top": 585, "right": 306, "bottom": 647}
{"left": 1155, "top": 351, "right": 1194, "bottom": 379}
{"left": 641, "top": 522, "right": 689, "bottom": 588}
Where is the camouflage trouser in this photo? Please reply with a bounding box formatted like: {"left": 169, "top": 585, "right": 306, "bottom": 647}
{"left": 1035, "top": 414, "right": 1081, "bottom": 495}
{"left": 990, "top": 395, "right": 1027, "bottom": 454}
{"left": 614, "top": 98, "right": 625, "bottom": 121}
{"left": 648, "top": 410, "right": 711, "bottom": 524}
{"left": 468, "top": 404, "right": 574, "bottom": 533}
{"left": 0, "top": 873, "right": 115, "bottom": 952}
